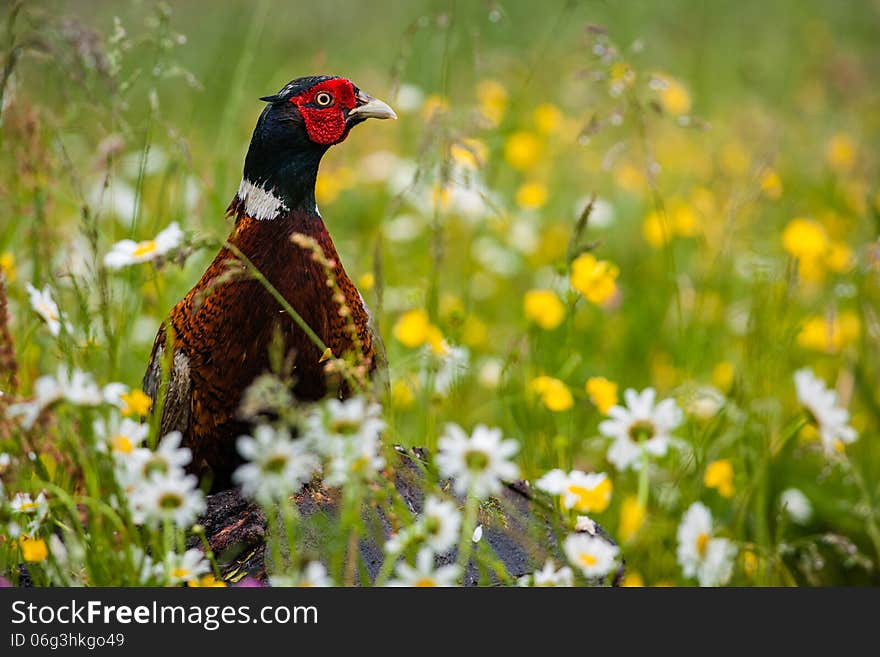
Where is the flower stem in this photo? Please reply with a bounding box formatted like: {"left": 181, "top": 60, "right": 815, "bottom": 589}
{"left": 843, "top": 454, "right": 880, "bottom": 568}
{"left": 264, "top": 503, "right": 283, "bottom": 580}
{"left": 455, "top": 492, "right": 480, "bottom": 583}
{"left": 280, "top": 493, "right": 300, "bottom": 572}
{"left": 374, "top": 544, "right": 402, "bottom": 587}
{"left": 637, "top": 450, "right": 650, "bottom": 510}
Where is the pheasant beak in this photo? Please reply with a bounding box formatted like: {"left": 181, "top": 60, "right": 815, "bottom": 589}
{"left": 349, "top": 90, "right": 398, "bottom": 121}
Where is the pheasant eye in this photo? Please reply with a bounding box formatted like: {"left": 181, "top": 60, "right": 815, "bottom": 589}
{"left": 314, "top": 91, "right": 333, "bottom": 107}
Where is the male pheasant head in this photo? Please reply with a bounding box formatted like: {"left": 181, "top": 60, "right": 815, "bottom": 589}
{"left": 234, "top": 75, "right": 396, "bottom": 220}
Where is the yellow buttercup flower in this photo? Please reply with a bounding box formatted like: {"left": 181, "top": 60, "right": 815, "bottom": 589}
{"left": 650, "top": 351, "right": 679, "bottom": 390}
{"left": 656, "top": 75, "right": 691, "bottom": 116}
{"left": 642, "top": 210, "right": 670, "bottom": 248}
{"left": 621, "top": 572, "right": 645, "bottom": 587}
{"left": 523, "top": 289, "right": 566, "bottom": 330}
{"left": 670, "top": 200, "right": 699, "bottom": 237}
{"left": 357, "top": 272, "right": 375, "bottom": 292}
{"left": 610, "top": 62, "right": 636, "bottom": 95}
{"left": 614, "top": 163, "right": 647, "bottom": 194}
{"left": 393, "top": 309, "right": 438, "bottom": 349}
{"left": 533, "top": 103, "right": 563, "bottom": 135}
{"left": 825, "top": 133, "right": 856, "bottom": 173}
{"left": 516, "top": 181, "right": 548, "bottom": 210}
{"left": 529, "top": 376, "right": 574, "bottom": 412}
{"left": 741, "top": 550, "right": 759, "bottom": 579}
{"left": 797, "top": 311, "right": 860, "bottom": 353}
{"left": 188, "top": 575, "right": 226, "bottom": 587}
{"left": 504, "top": 131, "right": 543, "bottom": 171}
{"left": 21, "top": 537, "right": 48, "bottom": 562}
{"left": 422, "top": 94, "right": 448, "bottom": 120}
{"left": 476, "top": 79, "right": 508, "bottom": 127}
{"left": 391, "top": 378, "right": 415, "bottom": 409}
{"left": 0, "top": 252, "right": 16, "bottom": 282}
{"left": 570, "top": 253, "right": 619, "bottom": 305}
{"left": 704, "top": 459, "right": 735, "bottom": 498}
{"left": 826, "top": 242, "right": 854, "bottom": 273}
{"left": 711, "top": 361, "right": 735, "bottom": 392}
{"left": 760, "top": 169, "right": 783, "bottom": 199}
{"left": 460, "top": 315, "right": 488, "bottom": 348}
{"left": 450, "top": 138, "right": 489, "bottom": 170}
{"left": 619, "top": 496, "right": 646, "bottom": 542}
{"left": 586, "top": 377, "right": 618, "bottom": 414}
{"left": 315, "top": 174, "right": 342, "bottom": 205}
{"left": 782, "top": 218, "right": 828, "bottom": 260}
{"left": 120, "top": 389, "right": 153, "bottom": 417}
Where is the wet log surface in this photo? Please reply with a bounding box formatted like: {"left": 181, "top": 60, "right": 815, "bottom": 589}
{"left": 200, "top": 447, "right": 624, "bottom": 586}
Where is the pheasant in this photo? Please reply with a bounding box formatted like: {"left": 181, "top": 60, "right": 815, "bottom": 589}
{"left": 143, "top": 75, "right": 396, "bottom": 488}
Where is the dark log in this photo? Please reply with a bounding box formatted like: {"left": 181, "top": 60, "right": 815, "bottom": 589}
{"left": 199, "top": 447, "right": 624, "bottom": 586}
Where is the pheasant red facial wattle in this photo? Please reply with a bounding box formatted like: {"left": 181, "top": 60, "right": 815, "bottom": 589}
{"left": 142, "top": 75, "right": 395, "bottom": 489}
{"left": 289, "top": 78, "right": 359, "bottom": 145}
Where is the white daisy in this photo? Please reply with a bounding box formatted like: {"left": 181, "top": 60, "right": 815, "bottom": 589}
{"left": 477, "top": 357, "right": 504, "bottom": 389}
{"left": 117, "top": 431, "right": 193, "bottom": 490}
{"left": 535, "top": 469, "right": 612, "bottom": 513}
{"left": 7, "top": 367, "right": 104, "bottom": 429}
{"left": 129, "top": 469, "right": 205, "bottom": 528}
{"left": 598, "top": 387, "right": 683, "bottom": 471}
{"left": 104, "top": 222, "right": 184, "bottom": 269}
{"left": 779, "top": 488, "right": 812, "bottom": 525}
{"left": 676, "top": 502, "right": 737, "bottom": 587}
{"left": 435, "top": 423, "right": 519, "bottom": 499}
{"left": 10, "top": 491, "right": 46, "bottom": 513}
{"left": 305, "top": 397, "right": 385, "bottom": 486}
{"left": 388, "top": 549, "right": 461, "bottom": 587}
{"left": 165, "top": 548, "right": 210, "bottom": 585}
{"left": 6, "top": 375, "right": 62, "bottom": 428}
{"left": 793, "top": 368, "right": 857, "bottom": 455}
{"left": 562, "top": 533, "right": 619, "bottom": 579}
{"left": 55, "top": 368, "right": 103, "bottom": 406}
{"left": 393, "top": 83, "right": 425, "bottom": 113}
{"left": 519, "top": 559, "right": 574, "bottom": 587}
{"left": 101, "top": 382, "right": 129, "bottom": 408}
{"left": 420, "top": 344, "right": 470, "bottom": 396}
{"left": 420, "top": 496, "right": 462, "bottom": 554}
{"left": 130, "top": 546, "right": 162, "bottom": 584}
{"left": 26, "top": 283, "right": 66, "bottom": 336}
{"left": 272, "top": 561, "right": 332, "bottom": 588}
{"left": 94, "top": 416, "right": 149, "bottom": 456}
{"left": 233, "top": 425, "right": 319, "bottom": 503}
{"left": 10, "top": 491, "right": 49, "bottom": 535}
{"left": 685, "top": 385, "right": 726, "bottom": 420}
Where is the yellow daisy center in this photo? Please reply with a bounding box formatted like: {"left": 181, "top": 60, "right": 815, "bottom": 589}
{"left": 110, "top": 434, "right": 134, "bottom": 453}
{"left": 37, "top": 302, "right": 58, "bottom": 321}
{"left": 578, "top": 553, "right": 598, "bottom": 568}
{"left": 414, "top": 577, "right": 437, "bottom": 587}
{"left": 696, "top": 532, "right": 710, "bottom": 557}
{"left": 133, "top": 240, "right": 158, "bottom": 258}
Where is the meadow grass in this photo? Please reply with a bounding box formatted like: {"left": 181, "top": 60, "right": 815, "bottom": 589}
{"left": 0, "top": 1, "right": 878, "bottom": 586}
